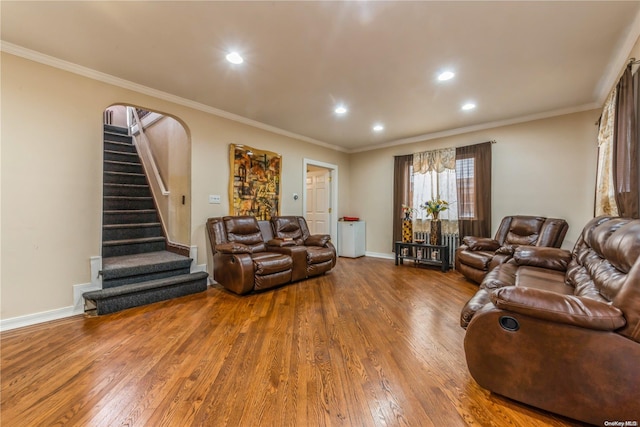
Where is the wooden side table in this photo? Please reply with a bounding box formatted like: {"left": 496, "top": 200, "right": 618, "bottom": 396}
{"left": 394, "top": 241, "right": 450, "bottom": 272}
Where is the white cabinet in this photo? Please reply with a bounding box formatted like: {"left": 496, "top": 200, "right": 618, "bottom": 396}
{"left": 338, "top": 221, "right": 365, "bottom": 258}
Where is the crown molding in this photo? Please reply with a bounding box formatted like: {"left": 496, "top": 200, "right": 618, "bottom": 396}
{"left": 0, "top": 41, "right": 348, "bottom": 153}
{"left": 594, "top": 7, "right": 640, "bottom": 105}
{"left": 348, "top": 103, "right": 599, "bottom": 154}
{"left": 0, "top": 41, "right": 603, "bottom": 156}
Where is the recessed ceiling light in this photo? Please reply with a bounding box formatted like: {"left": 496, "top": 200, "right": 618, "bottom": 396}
{"left": 373, "top": 124, "right": 384, "bottom": 132}
{"left": 226, "top": 52, "right": 243, "bottom": 64}
{"left": 334, "top": 105, "right": 348, "bottom": 115}
{"left": 438, "top": 71, "right": 455, "bottom": 81}
{"left": 462, "top": 102, "right": 476, "bottom": 111}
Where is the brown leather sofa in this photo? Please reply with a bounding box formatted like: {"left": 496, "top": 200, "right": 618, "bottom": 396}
{"left": 206, "top": 216, "right": 293, "bottom": 294}
{"left": 455, "top": 215, "right": 568, "bottom": 284}
{"left": 461, "top": 216, "right": 640, "bottom": 425}
{"left": 270, "top": 216, "right": 337, "bottom": 280}
{"left": 206, "top": 215, "right": 336, "bottom": 295}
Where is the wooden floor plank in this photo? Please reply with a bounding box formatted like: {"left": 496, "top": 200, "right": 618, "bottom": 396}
{"left": 1, "top": 257, "right": 587, "bottom": 426}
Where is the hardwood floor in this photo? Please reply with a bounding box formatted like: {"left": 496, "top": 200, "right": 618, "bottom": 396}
{"left": 1, "top": 257, "right": 587, "bottom": 426}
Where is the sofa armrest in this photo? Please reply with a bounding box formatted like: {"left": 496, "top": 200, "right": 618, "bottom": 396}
{"left": 512, "top": 246, "right": 572, "bottom": 271}
{"left": 267, "top": 238, "right": 296, "bottom": 247}
{"left": 305, "top": 234, "right": 331, "bottom": 247}
{"left": 490, "top": 286, "right": 626, "bottom": 331}
{"left": 215, "top": 242, "right": 252, "bottom": 254}
{"left": 462, "top": 236, "right": 501, "bottom": 251}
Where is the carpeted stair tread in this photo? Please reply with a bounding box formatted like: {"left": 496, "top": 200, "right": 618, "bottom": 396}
{"left": 102, "top": 250, "right": 192, "bottom": 279}
{"left": 104, "top": 124, "right": 129, "bottom": 135}
{"left": 83, "top": 271, "right": 209, "bottom": 315}
{"left": 103, "top": 236, "right": 166, "bottom": 246}
{"left": 104, "top": 196, "right": 153, "bottom": 201}
{"left": 104, "top": 222, "right": 161, "bottom": 229}
{"left": 105, "top": 149, "right": 137, "bottom": 156}
{"left": 105, "top": 159, "right": 141, "bottom": 167}
{"left": 104, "top": 139, "right": 133, "bottom": 146}
{"left": 104, "top": 183, "right": 149, "bottom": 189}
{"left": 104, "top": 171, "right": 145, "bottom": 178}
{"left": 104, "top": 209, "right": 156, "bottom": 214}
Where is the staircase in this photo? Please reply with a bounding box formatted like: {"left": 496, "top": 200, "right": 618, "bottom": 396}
{"left": 83, "top": 124, "right": 208, "bottom": 315}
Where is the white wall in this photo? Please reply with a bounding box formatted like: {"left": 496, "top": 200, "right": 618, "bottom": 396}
{"left": 0, "top": 52, "right": 350, "bottom": 320}
{"left": 349, "top": 110, "right": 599, "bottom": 255}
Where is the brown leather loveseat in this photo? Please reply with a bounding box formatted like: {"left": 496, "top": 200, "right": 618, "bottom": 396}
{"left": 455, "top": 215, "right": 568, "bottom": 284}
{"left": 270, "top": 216, "right": 337, "bottom": 280}
{"left": 461, "top": 216, "right": 640, "bottom": 424}
{"left": 206, "top": 215, "right": 336, "bottom": 294}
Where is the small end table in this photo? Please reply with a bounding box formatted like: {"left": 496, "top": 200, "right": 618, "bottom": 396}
{"left": 394, "top": 241, "right": 450, "bottom": 272}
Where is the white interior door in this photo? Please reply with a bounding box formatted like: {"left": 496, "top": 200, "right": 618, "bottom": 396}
{"left": 306, "top": 169, "right": 331, "bottom": 234}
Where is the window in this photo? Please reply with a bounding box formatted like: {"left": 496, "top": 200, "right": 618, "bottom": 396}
{"left": 456, "top": 157, "right": 475, "bottom": 219}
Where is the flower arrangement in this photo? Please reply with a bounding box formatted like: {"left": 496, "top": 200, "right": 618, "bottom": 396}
{"left": 401, "top": 204, "right": 416, "bottom": 220}
{"left": 420, "top": 198, "right": 449, "bottom": 220}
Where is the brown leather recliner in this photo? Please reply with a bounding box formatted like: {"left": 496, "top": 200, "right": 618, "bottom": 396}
{"left": 461, "top": 216, "right": 640, "bottom": 425}
{"left": 206, "top": 216, "right": 293, "bottom": 295}
{"left": 455, "top": 215, "right": 568, "bottom": 284}
{"left": 270, "top": 216, "right": 337, "bottom": 279}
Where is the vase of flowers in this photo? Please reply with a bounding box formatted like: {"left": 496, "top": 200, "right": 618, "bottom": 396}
{"left": 420, "top": 198, "right": 449, "bottom": 245}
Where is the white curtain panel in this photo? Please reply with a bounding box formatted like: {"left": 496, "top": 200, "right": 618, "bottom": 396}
{"left": 412, "top": 148, "right": 459, "bottom": 235}
{"left": 595, "top": 88, "right": 619, "bottom": 217}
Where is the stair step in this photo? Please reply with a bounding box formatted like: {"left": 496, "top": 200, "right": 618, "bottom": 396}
{"left": 102, "top": 237, "right": 166, "bottom": 257}
{"left": 102, "top": 223, "right": 163, "bottom": 241}
{"left": 101, "top": 250, "right": 193, "bottom": 286}
{"left": 103, "top": 132, "right": 133, "bottom": 144}
{"left": 103, "top": 236, "right": 166, "bottom": 246}
{"left": 104, "top": 149, "right": 140, "bottom": 163}
{"left": 83, "top": 271, "right": 209, "bottom": 315}
{"left": 104, "top": 183, "right": 151, "bottom": 197}
{"left": 104, "top": 222, "right": 161, "bottom": 229}
{"left": 104, "top": 124, "right": 129, "bottom": 135}
{"left": 104, "top": 171, "right": 147, "bottom": 185}
{"left": 104, "top": 140, "right": 136, "bottom": 154}
{"left": 104, "top": 209, "right": 159, "bottom": 224}
{"left": 104, "top": 160, "right": 143, "bottom": 174}
{"left": 104, "top": 196, "right": 155, "bottom": 210}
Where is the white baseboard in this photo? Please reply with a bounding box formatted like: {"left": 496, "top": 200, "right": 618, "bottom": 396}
{"left": 365, "top": 251, "right": 395, "bottom": 260}
{"left": 0, "top": 306, "right": 78, "bottom": 332}
{"left": 73, "top": 282, "right": 101, "bottom": 314}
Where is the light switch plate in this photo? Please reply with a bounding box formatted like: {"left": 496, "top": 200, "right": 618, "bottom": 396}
{"left": 209, "top": 195, "right": 221, "bottom": 204}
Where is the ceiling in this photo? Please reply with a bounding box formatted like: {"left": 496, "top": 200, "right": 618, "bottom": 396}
{"left": 2, "top": 1, "right": 640, "bottom": 152}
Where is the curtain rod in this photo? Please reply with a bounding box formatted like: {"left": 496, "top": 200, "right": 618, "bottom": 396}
{"left": 629, "top": 57, "right": 640, "bottom": 66}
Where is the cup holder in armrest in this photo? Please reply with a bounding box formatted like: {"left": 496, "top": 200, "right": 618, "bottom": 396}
{"left": 499, "top": 316, "right": 520, "bottom": 332}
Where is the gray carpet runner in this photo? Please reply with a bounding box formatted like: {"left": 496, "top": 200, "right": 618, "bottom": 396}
{"left": 83, "top": 124, "right": 207, "bottom": 315}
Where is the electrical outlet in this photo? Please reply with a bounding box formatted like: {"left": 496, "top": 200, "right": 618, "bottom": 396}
{"left": 209, "top": 195, "right": 221, "bottom": 204}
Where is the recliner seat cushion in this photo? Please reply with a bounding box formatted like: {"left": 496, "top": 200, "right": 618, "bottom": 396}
{"left": 251, "top": 252, "right": 292, "bottom": 275}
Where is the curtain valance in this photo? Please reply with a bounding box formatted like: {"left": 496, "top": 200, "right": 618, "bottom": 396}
{"left": 413, "top": 148, "right": 456, "bottom": 173}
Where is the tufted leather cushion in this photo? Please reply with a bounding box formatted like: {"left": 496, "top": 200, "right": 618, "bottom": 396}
{"left": 224, "top": 216, "right": 267, "bottom": 253}
{"left": 271, "top": 216, "right": 305, "bottom": 245}
{"left": 504, "top": 216, "right": 545, "bottom": 246}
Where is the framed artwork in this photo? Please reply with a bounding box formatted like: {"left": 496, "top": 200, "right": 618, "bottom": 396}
{"left": 229, "top": 144, "right": 282, "bottom": 220}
